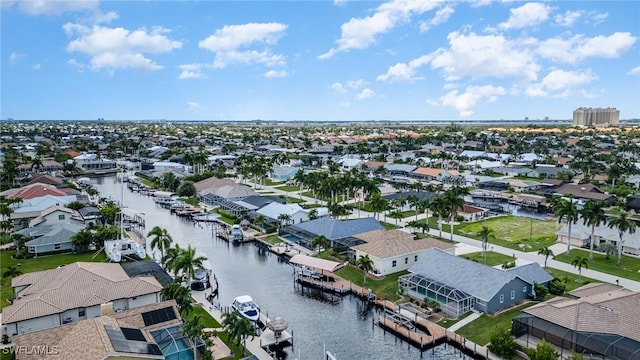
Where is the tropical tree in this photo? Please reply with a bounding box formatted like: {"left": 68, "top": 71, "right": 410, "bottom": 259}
{"left": 162, "top": 244, "right": 183, "bottom": 272}
{"left": 430, "top": 195, "right": 448, "bottom": 239}
{"left": 254, "top": 214, "right": 267, "bottom": 232}
{"left": 488, "top": 327, "right": 517, "bottom": 359}
{"left": 598, "top": 242, "right": 617, "bottom": 260}
{"left": 310, "top": 235, "right": 328, "bottom": 254}
{"left": 537, "top": 247, "right": 553, "bottom": 268}
{"left": 160, "top": 279, "right": 193, "bottom": 316}
{"left": 2, "top": 265, "right": 23, "bottom": 278}
{"left": 182, "top": 314, "right": 204, "bottom": 360}
{"left": 222, "top": 311, "right": 254, "bottom": 355}
{"left": 551, "top": 196, "right": 579, "bottom": 253}
{"left": 277, "top": 213, "right": 292, "bottom": 233}
{"left": 308, "top": 208, "right": 319, "bottom": 220}
{"left": 175, "top": 245, "right": 207, "bottom": 286}
{"left": 444, "top": 189, "right": 465, "bottom": 242}
{"left": 147, "top": 226, "right": 173, "bottom": 260}
{"left": 98, "top": 202, "right": 120, "bottom": 225}
{"left": 571, "top": 256, "right": 589, "bottom": 281}
{"left": 407, "top": 194, "right": 420, "bottom": 221}
{"left": 477, "top": 225, "right": 495, "bottom": 264}
{"left": 0, "top": 196, "right": 22, "bottom": 238}
{"left": 356, "top": 254, "right": 374, "bottom": 283}
{"left": 607, "top": 210, "right": 637, "bottom": 267}
{"left": 580, "top": 201, "right": 606, "bottom": 261}
{"left": 71, "top": 228, "right": 95, "bottom": 252}
{"left": 369, "top": 194, "right": 388, "bottom": 221}
{"left": 526, "top": 340, "right": 560, "bottom": 360}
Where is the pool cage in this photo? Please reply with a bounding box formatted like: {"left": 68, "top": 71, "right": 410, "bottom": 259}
{"left": 513, "top": 314, "right": 640, "bottom": 360}
{"left": 150, "top": 325, "right": 205, "bottom": 360}
{"left": 399, "top": 273, "right": 475, "bottom": 318}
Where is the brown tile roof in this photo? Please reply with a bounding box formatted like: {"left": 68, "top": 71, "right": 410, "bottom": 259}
{"left": 194, "top": 177, "right": 236, "bottom": 193}
{"left": 64, "top": 150, "right": 81, "bottom": 158}
{"left": 553, "top": 183, "right": 613, "bottom": 201}
{"left": 413, "top": 167, "right": 443, "bottom": 177}
{"left": 24, "top": 174, "right": 64, "bottom": 186}
{"left": 4, "top": 262, "right": 162, "bottom": 324}
{"left": 524, "top": 284, "right": 640, "bottom": 342}
{"left": 569, "top": 282, "right": 621, "bottom": 298}
{"left": 365, "top": 161, "right": 386, "bottom": 169}
{"left": 12, "top": 301, "right": 179, "bottom": 360}
{"left": 353, "top": 230, "right": 453, "bottom": 259}
{"left": 1, "top": 183, "right": 69, "bottom": 200}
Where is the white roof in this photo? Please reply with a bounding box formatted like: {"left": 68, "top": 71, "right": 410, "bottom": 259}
{"left": 289, "top": 254, "right": 340, "bottom": 273}
{"left": 257, "top": 202, "right": 304, "bottom": 220}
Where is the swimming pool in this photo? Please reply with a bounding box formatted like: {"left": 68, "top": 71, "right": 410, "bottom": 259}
{"left": 163, "top": 339, "right": 193, "bottom": 360}
{"left": 282, "top": 234, "right": 303, "bottom": 243}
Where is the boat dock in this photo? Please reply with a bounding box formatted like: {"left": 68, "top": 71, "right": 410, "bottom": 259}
{"left": 377, "top": 313, "right": 445, "bottom": 350}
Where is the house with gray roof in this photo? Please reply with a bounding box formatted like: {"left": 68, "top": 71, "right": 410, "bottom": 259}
{"left": 283, "top": 217, "right": 384, "bottom": 250}
{"left": 399, "top": 248, "right": 552, "bottom": 318}
{"left": 18, "top": 222, "right": 85, "bottom": 255}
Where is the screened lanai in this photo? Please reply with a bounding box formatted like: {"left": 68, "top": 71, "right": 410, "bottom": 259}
{"left": 399, "top": 273, "right": 475, "bottom": 318}
{"left": 150, "top": 325, "right": 204, "bottom": 360}
{"left": 513, "top": 314, "right": 640, "bottom": 360}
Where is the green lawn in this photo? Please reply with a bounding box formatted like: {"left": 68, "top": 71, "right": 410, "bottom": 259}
{"left": 456, "top": 302, "right": 536, "bottom": 345}
{"left": 179, "top": 197, "right": 200, "bottom": 207}
{"left": 137, "top": 178, "right": 157, "bottom": 187}
{"left": 348, "top": 201, "right": 372, "bottom": 212}
{"left": 261, "top": 234, "right": 283, "bottom": 245}
{"left": 554, "top": 248, "right": 640, "bottom": 282}
{"left": 379, "top": 221, "right": 400, "bottom": 230}
{"left": 388, "top": 210, "right": 418, "bottom": 219}
{"left": 543, "top": 267, "right": 598, "bottom": 292}
{"left": 437, "top": 311, "right": 472, "bottom": 329}
{"left": 185, "top": 305, "right": 246, "bottom": 359}
{"left": 1, "top": 250, "right": 109, "bottom": 310}
{"left": 278, "top": 196, "right": 305, "bottom": 204}
{"left": 263, "top": 179, "right": 285, "bottom": 186}
{"left": 274, "top": 185, "right": 300, "bottom": 192}
{"left": 461, "top": 251, "right": 516, "bottom": 267}
{"left": 335, "top": 266, "right": 407, "bottom": 301}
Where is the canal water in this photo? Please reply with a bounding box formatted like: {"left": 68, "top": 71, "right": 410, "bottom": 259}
{"left": 95, "top": 176, "right": 476, "bottom": 360}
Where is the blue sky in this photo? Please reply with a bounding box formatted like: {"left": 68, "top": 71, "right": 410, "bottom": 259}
{"left": 2, "top": 0, "right": 639, "bottom": 121}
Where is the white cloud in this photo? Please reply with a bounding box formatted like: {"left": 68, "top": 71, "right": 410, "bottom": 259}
{"left": 591, "top": 12, "right": 608, "bottom": 25}
{"left": 9, "top": 52, "right": 24, "bottom": 64}
{"left": 63, "top": 23, "right": 182, "bottom": 72}
{"left": 537, "top": 32, "right": 637, "bottom": 64}
{"left": 187, "top": 101, "right": 201, "bottom": 111}
{"left": 333, "top": 0, "right": 347, "bottom": 6}
{"left": 330, "top": 82, "right": 347, "bottom": 94}
{"left": 525, "top": 69, "right": 597, "bottom": 98}
{"left": 554, "top": 10, "right": 583, "bottom": 27}
{"left": 430, "top": 31, "right": 540, "bottom": 82}
{"left": 178, "top": 64, "right": 206, "bottom": 80}
{"left": 18, "top": 0, "right": 99, "bottom": 15}
{"left": 428, "top": 85, "right": 505, "bottom": 117}
{"left": 319, "top": 0, "right": 439, "bottom": 59}
{"left": 347, "top": 79, "right": 366, "bottom": 89}
{"left": 356, "top": 88, "right": 375, "bottom": 100}
{"left": 199, "top": 23, "right": 287, "bottom": 69}
{"left": 33, "top": 64, "right": 42, "bottom": 70}
{"left": 264, "top": 70, "right": 288, "bottom": 78}
{"left": 498, "top": 2, "right": 551, "bottom": 30}
{"left": 629, "top": 66, "right": 640, "bottom": 76}
{"left": 419, "top": 6, "right": 455, "bottom": 32}
{"left": 377, "top": 54, "right": 431, "bottom": 83}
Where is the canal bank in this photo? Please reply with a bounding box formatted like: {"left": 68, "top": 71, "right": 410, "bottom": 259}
{"left": 95, "top": 175, "right": 479, "bottom": 360}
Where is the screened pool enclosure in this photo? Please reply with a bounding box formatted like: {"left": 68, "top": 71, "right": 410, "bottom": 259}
{"left": 399, "top": 273, "right": 475, "bottom": 318}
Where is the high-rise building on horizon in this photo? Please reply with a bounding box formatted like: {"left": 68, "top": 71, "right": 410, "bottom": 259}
{"left": 572, "top": 107, "right": 619, "bottom": 127}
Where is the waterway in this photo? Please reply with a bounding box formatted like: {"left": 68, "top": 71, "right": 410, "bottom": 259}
{"left": 95, "top": 176, "right": 477, "bottom": 360}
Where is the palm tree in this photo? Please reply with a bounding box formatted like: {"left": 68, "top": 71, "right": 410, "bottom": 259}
{"left": 551, "top": 196, "right": 579, "bottom": 253}
{"left": 607, "top": 210, "right": 637, "bottom": 267}
{"left": 308, "top": 208, "right": 319, "bottom": 220}
{"left": 175, "top": 245, "right": 207, "bottom": 286}
{"left": 571, "top": 256, "right": 589, "bottom": 281}
{"left": 147, "top": 226, "right": 173, "bottom": 260}
{"left": 2, "top": 265, "right": 22, "bottom": 278}
{"left": 277, "top": 213, "right": 292, "bottom": 233}
{"left": 162, "top": 244, "right": 182, "bottom": 272}
{"left": 222, "top": 311, "right": 254, "bottom": 355}
{"left": 254, "top": 214, "right": 267, "bottom": 232}
{"left": 444, "top": 189, "right": 465, "bottom": 242}
{"left": 369, "top": 193, "right": 388, "bottom": 221}
{"left": 160, "top": 279, "right": 193, "bottom": 316}
{"left": 183, "top": 314, "right": 204, "bottom": 360}
{"left": 407, "top": 194, "right": 420, "bottom": 221}
{"left": 598, "top": 242, "right": 617, "bottom": 260}
{"left": 430, "top": 195, "right": 448, "bottom": 239}
{"left": 310, "top": 235, "right": 328, "bottom": 254}
{"left": 580, "top": 201, "right": 606, "bottom": 260}
{"left": 537, "top": 247, "right": 553, "bottom": 268}
{"left": 477, "top": 225, "right": 494, "bottom": 264}
{"left": 356, "top": 254, "right": 374, "bottom": 283}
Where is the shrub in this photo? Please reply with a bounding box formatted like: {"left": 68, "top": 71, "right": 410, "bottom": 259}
{"left": 488, "top": 327, "right": 518, "bottom": 359}
{"left": 526, "top": 339, "right": 559, "bottom": 360}
{"left": 534, "top": 282, "right": 548, "bottom": 301}
{"left": 549, "top": 278, "right": 566, "bottom": 295}
{"left": 265, "top": 226, "right": 277, "bottom": 234}
{"left": 454, "top": 215, "right": 464, "bottom": 222}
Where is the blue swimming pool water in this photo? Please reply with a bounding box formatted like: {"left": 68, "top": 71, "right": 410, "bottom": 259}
{"left": 164, "top": 339, "right": 193, "bottom": 360}
{"left": 282, "top": 234, "right": 302, "bottom": 243}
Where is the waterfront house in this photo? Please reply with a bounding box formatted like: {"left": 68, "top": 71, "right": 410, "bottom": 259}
{"left": 18, "top": 160, "right": 64, "bottom": 175}
{"left": 556, "top": 222, "right": 640, "bottom": 256}
{"left": 548, "top": 183, "right": 615, "bottom": 205}
{"left": 23, "top": 174, "right": 64, "bottom": 187}
{"left": 283, "top": 217, "right": 384, "bottom": 251}
{"left": 73, "top": 153, "right": 116, "bottom": 171}
{"left": 399, "top": 249, "right": 552, "bottom": 318}
{"left": 2, "top": 262, "right": 163, "bottom": 340}
{"left": 11, "top": 300, "right": 196, "bottom": 360}
{"left": 256, "top": 203, "right": 315, "bottom": 226}
{"left": 351, "top": 230, "right": 454, "bottom": 275}
{"left": 17, "top": 221, "right": 84, "bottom": 255}
{"left": 512, "top": 283, "right": 640, "bottom": 360}
{"left": 411, "top": 167, "right": 462, "bottom": 184}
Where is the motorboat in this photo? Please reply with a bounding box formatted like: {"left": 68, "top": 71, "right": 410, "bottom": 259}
{"left": 230, "top": 224, "right": 244, "bottom": 242}
{"left": 231, "top": 295, "right": 260, "bottom": 322}
{"left": 104, "top": 239, "right": 146, "bottom": 262}
{"left": 190, "top": 267, "right": 212, "bottom": 291}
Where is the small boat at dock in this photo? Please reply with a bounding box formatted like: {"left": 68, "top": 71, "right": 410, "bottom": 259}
{"left": 231, "top": 295, "right": 260, "bottom": 322}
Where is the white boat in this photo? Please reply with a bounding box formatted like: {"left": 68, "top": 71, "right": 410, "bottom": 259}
{"left": 231, "top": 295, "right": 260, "bottom": 322}
{"left": 104, "top": 239, "right": 146, "bottom": 262}
{"left": 230, "top": 224, "right": 244, "bottom": 242}
{"left": 190, "top": 267, "right": 212, "bottom": 291}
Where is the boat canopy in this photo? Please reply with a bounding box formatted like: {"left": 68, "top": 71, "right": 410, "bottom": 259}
{"left": 289, "top": 254, "right": 340, "bottom": 273}
{"left": 154, "top": 191, "right": 175, "bottom": 198}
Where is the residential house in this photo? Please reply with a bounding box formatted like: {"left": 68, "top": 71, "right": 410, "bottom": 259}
{"left": 18, "top": 161, "right": 63, "bottom": 175}
{"left": 270, "top": 166, "right": 300, "bottom": 181}
{"left": 411, "top": 167, "right": 463, "bottom": 184}
{"left": 626, "top": 174, "right": 640, "bottom": 189}
{"left": 352, "top": 230, "right": 454, "bottom": 275}
{"left": 11, "top": 300, "right": 195, "bottom": 360}
{"left": 556, "top": 222, "right": 639, "bottom": 255}
{"left": 399, "top": 248, "right": 552, "bottom": 318}
{"left": 2, "top": 262, "right": 163, "bottom": 340}
{"left": 73, "top": 153, "right": 117, "bottom": 171}
{"left": 256, "top": 202, "right": 326, "bottom": 227}
{"left": 551, "top": 183, "right": 615, "bottom": 205}
{"left": 526, "top": 166, "right": 573, "bottom": 179}
{"left": 23, "top": 174, "right": 64, "bottom": 187}
{"left": 512, "top": 283, "right": 640, "bottom": 360}
{"left": 152, "top": 161, "right": 191, "bottom": 173}
{"left": 283, "top": 217, "right": 384, "bottom": 251}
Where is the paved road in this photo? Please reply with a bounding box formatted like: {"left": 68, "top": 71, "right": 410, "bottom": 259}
{"left": 250, "top": 181, "right": 640, "bottom": 292}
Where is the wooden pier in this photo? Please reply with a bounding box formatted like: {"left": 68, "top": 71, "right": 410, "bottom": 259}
{"left": 377, "top": 315, "right": 446, "bottom": 350}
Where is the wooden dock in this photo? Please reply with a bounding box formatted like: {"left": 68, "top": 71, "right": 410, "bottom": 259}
{"left": 377, "top": 315, "right": 446, "bottom": 350}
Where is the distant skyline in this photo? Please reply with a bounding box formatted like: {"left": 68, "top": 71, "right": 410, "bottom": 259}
{"left": 2, "top": 0, "right": 639, "bottom": 121}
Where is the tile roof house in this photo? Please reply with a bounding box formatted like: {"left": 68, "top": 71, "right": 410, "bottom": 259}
{"left": 513, "top": 283, "right": 640, "bottom": 359}
{"left": 556, "top": 222, "right": 640, "bottom": 255}
{"left": 551, "top": 183, "right": 615, "bottom": 204}
{"left": 2, "top": 262, "right": 163, "bottom": 340}
{"left": 399, "top": 249, "right": 552, "bottom": 318}
{"left": 0, "top": 183, "right": 73, "bottom": 200}
{"left": 284, "top": 217, "right": 384, "bottom": 249}
{"left": 352, "top": 230, "right": 454, "bottom": 275}
{"left": 11, "top": 300, "right": 188, "bottom": 360}
{"left": 23, "top": 174, "right": 64, "bottom": 187}
{"left": 411, "top": 167, "right": 462, "bottom": 184}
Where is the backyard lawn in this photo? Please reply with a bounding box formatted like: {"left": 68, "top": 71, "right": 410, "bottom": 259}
{"left": 461, "top": 251, "right": 516, "bottom": 267}
{"left": 260, "top": 234, "right": 283, "bottom": 245}
{"left": 1, "top": 250, "right": 109, "bottom": 310}
{"left": 544, "top": 267, "right": 598, "bottom": 293}
{"left": 335, "top": 266, "right": 407, "bottom": 301}
{"left": 185, "top": 305, "right": 247, "bottom": 360}
{"left": 554, "top": 248, "right": 640, "bottom": 282}
{"left": 456, "top": 302, "right": 536, "bottom": 345}
{"left": 274, "top": 185, "right": 300, "bottom": 192}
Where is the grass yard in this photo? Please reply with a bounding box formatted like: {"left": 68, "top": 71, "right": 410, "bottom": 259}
{"left": 456, "top": 302, "right": 536, "bottom": 345}
{"left": 274, "top": 185, "right": 300, "bottom": 192}
{"left": 437, "top": 311, "right": 472, "bottom": 329}
{"left": 185, "top": 305, "right": 247, "bottom": 359}
{"left": 1, "top": 250, "right": 109, "bottom": 310}
{"left": 137, "top": 178, "right": 157, "bottom": 188}
{"left": 388, "top": 210, "right": 418, "bottom": 219}
{"left": 456, "top": 215, "right": 557, "bottom": 252}
{"left": 379, "top": 221, "right": 400, "bottom": 230}
{"left": 335, "top": 266, "right": 408, "bottom": 302}
{"left": 460, "top": 251, "right": 517, "bottom": 267}
{"left": 263, "top": 179, "right": 285, "bottom": 186}
{"left": 179, "top": 197, "right": 200, "bottom": 207}
{"left": 278, "top": 196, "right": 305, "bottom": 204}
{"left": 544, "top": 267, "right": 598, "bottom": 292}
{"left": 554, "top": 248, "right": 640, "bottom": 282}
{"left": 261, "top": 234, "right": 283, "bottom": 245}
